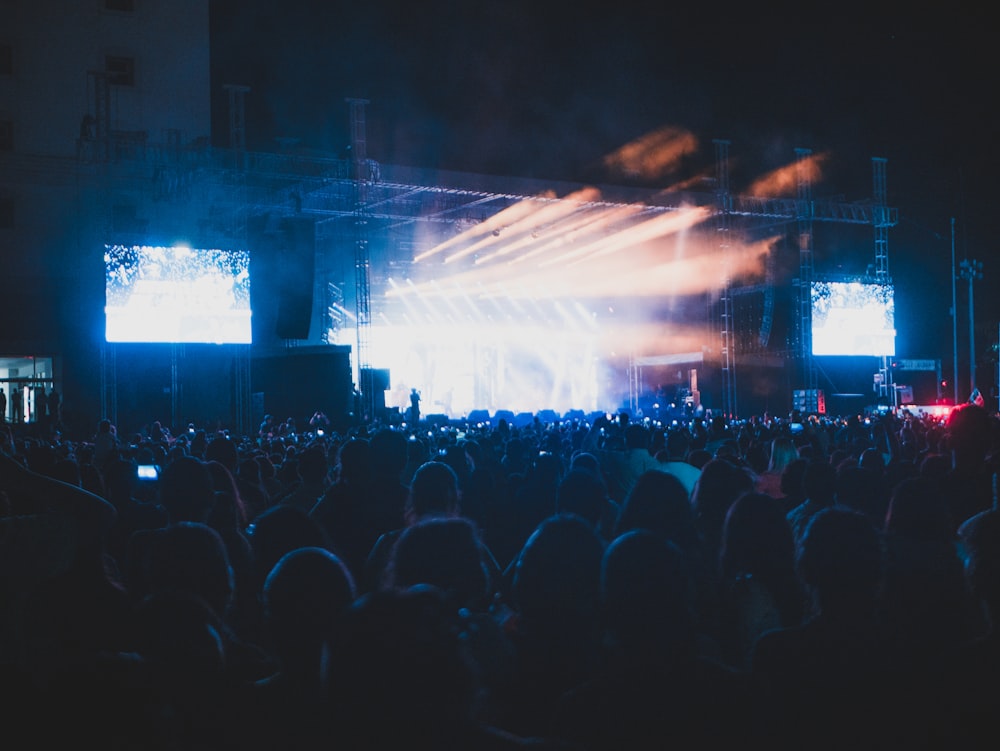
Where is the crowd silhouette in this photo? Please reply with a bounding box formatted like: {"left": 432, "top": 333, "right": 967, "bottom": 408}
{"left": 1, "top": 401, "right": 998, "bottom": 749}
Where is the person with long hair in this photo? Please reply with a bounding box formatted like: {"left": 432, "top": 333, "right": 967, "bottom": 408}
{"left": 718, "top": 491, "right": 805, "bottom": 669}
{"left": 756, "top": 436, "right": 799, "bottom": 500}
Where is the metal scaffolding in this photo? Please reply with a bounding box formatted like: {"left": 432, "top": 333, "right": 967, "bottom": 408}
{"left": 347, "top": 98, "right": 374, "bottom": 421}
{"left": 714, "top": 139, "right": 737, "bottom": 419}
{"left": 796, "top": 147, "right": 816, "bottom": 395}
{"left": 77, "top": 122, "right": 898, "bottom": 421}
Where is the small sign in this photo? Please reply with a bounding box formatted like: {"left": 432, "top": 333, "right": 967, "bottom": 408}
{"left": 897, "top": 359, "right": 937, "bottom": 371}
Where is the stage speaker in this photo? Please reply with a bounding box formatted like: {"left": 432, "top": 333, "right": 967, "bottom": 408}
{"left": 275, "top": 216, "right": 315, "bottom": 340}
{"left": 536, "top": 409, "right": 558, "bottom": 424}
{"left": 493, "top": 409, "right": 516, "bottom": 425}
{"left": 359, "top": 368, "right": 391, "bottom": 392}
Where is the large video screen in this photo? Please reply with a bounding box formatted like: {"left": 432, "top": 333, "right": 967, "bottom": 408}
{"left": 811, "top": 281, "right": 895, "bottom": 357}
{"left": 105, "top": 244, "right": 252, "bottom": 343}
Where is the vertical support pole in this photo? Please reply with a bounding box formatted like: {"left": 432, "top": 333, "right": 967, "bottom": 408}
{"left": 714, "top": 139, "right": 736, "bottom": 419}
{"left": 969, "top": 270, "right": 976, "bottom": 394}
{"left": 951, "top": 218, "right": 959, "bottom": 405}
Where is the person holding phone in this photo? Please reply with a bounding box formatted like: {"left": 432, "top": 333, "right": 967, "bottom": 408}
{"left": 309, "top": 411, "right": 330, "bottom": 436}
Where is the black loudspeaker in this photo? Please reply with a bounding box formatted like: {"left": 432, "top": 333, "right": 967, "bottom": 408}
{"left": 360, "top": 368, "right": 391, "bottom": 391}
{"left": 466, "top": 409, "right": 490, "bottom": 424}
{"left": 252, "top": 347, "right": 353, "bottom": 434}
{"left": 359, "top": 368, "right": 390, "bottom": 418}
{"left": 275, "top": 216, "right": 315, "bottom": 340}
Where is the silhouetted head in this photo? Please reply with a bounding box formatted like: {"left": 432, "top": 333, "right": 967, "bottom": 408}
{"left": 441, "top": 444, "right": 472, "bottom": 483}
{"left": 204, "top": 459, "right": 248, "bottom": 531}
{"left": 512, "top": 513, "right": 605, "bottom": 635}
{"left": 406, "top": 461, "right": 461, "bottom": 521}
{"left": 296, "top": 444, "right": 329, "bottom": 484}
{"left": 884, "top": 477, "right": 953, "bottom": 545}
{"left": 158, "top": 456, "right": 216, "bottom": 523}
{"left": 263, "top": 546, "right": 355, "bottom": 664}
{"left": 959, "top": 509, "right": 1000, "bottom": 614}
{"left": 570, "top": 451, "right": 601, "bottom": 475}
{"left": 691, "top": 458, "right": 755, "bottom": 545}
{"left": 858, "top": 447, "right": 885, "bottom": 474}
{"left": 557, "top": 467, "right": 609, "bottom": 530}
{"left": 768, "top": 436, "right": 799, "bottom": 473}
{"left": 103, "top": 458, "right": 139, "bottom": 501}
{"left": 386, "top": 516, "right": 488, "bottom": 609}
{"left": 335, "top": 437, "right": 372, "bottom": 484}
{"left": 503, "top": 437, "right": 528, "bottom": 467}
{"left": 370, "top": 428, "right": 409, "bottom": 480}
{"left": 721, "top": 492, "right": 804, "bottom": 628}
{"left": 836, "top": 464, "right": 887, "bottom": 523}
{"left": 526, "top": 451, "right": 564, "bottom": 488}
{"left": 946, "top": 403, "right": 992, "bottom": 464}
{"left": 780, "top": 458, "right": 809, "bottom": 499}
{"left": 802, "top": 460, "right": 837, "bottom": 506}
{"left": 721, "top": 492, "right": 796, "bottom": 585}
{"left": 204, "top": 435, "right": 239, "bottom": 472}
{"left": 248, "top": 504, "right": 332, "bottom": 591}
{"left": 665, "top": 428, "right": 691, "bottom": 459}
{"left": 710, "top": 414, "right": 728, "bottom": 437}
{"left": 145, "top": 521, "right": 234, "bottom": 618}
{"left": 616, "top": 470, "right": 695, "bottom": 544}
{"left": 602, "top": 530, "right": 696, "bottom": 656}
{"left": 624, "top": 423, "right": 650, "bottom": 450}
{"left": 797, "top": 508, "right": 883, "bottom": 612}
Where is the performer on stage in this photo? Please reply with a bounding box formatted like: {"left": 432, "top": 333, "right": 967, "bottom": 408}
{"left": 409, "top": 388, "right": 421, "bottom": 424}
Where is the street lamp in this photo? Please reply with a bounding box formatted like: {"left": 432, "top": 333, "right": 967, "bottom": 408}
{"left": 959, "top": 257, "right": 984, "bottom": 397}
{"left": 951, "top": 219, "right": 958, "bottom": 405}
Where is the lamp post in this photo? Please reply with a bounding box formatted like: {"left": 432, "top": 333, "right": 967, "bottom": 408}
{"left": 959, "top": 257, "right": 984, "bottom": 397}
{"left": 951, "top": 219, "right": 959, "bottom": 405}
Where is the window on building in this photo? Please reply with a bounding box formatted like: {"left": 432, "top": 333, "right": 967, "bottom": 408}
{"left": 0, "top": 120, "right": 12, "bottom": 151}
{"left": 105, "top": 55, "right": 135, "bottom": 86}
{"left": 0, "top": 45, "right": 12, "bottom": 76}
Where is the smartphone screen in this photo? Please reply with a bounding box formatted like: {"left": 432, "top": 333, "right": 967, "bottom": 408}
{"left": 137, "top": 464, "right": 159, "bottom": 481}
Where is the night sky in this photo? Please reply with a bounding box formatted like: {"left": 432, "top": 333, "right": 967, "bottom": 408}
{"left": 209, "top": 3, "right": 996, "bottom": 388}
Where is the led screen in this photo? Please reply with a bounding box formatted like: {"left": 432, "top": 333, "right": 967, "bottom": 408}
{"left": 811, "top": 281, "right": 894, "bottom": 357}
{"left": 105, "top": 244, "right": 252, "bottom": 343}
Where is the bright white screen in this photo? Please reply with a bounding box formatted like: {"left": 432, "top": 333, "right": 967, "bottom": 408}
{"left": 105, "top": 244, "right": 252, "bottom": 344}
{"left": 811, "top": 281, "right": 895, "bottom": 357}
